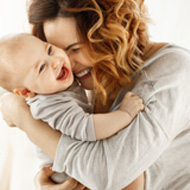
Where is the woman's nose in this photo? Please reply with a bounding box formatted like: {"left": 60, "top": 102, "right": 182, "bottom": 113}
{"left": 70, "top": 59, "right": 76, "bottom": 70}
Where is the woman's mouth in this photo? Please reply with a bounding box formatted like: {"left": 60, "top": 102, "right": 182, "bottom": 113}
{"left": 74, "top": 68, "right": 92, "bottom": 80}
{"left": 57, "top": 66, "right": 70, "bottom": 81}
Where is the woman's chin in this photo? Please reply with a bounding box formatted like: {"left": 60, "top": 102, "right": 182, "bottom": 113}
{"left": 79, "top": 77, "right": 94, "bottom": 90}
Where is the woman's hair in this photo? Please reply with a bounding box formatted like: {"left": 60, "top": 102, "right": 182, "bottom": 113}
{"left": 28, "top": 0, "right": 149, "bottom": 105}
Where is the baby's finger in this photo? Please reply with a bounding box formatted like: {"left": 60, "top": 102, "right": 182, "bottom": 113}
{"left": 125, "top": 91, "right": 135, "bottom": 97}
{"left": 41, "top": 166, "right": 55, "bottom": 177}
{"left": 134, "top": 96, "right": 143, "bottom": 104}
{"left": 140, "top": 104, "right": 145, "bottom": 111}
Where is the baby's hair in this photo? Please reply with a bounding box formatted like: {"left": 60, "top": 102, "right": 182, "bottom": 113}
{"left": 0, "top": 36, "right": 12, "bottom": 92}
{"left": 0, "top": 33, "right": 31, "bottom": 92}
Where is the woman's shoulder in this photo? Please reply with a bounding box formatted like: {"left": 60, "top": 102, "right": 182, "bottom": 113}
{"left": 143, "top": 44, "right": 190, "bottom": 69}
{"left": 111, "top": 44, "right": 190, "bottom": 111}
{"left": 129, "top": 43, "right": 190, "bottom": 105}
{"left": 156, "top": 44, "right": 190, "bottom": 59}
{"left": 141, "top": 44, "right": 190, "bottom": 79}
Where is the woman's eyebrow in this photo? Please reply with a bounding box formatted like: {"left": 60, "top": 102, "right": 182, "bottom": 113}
{"left": 65, "top": 42, "right": 81, "bottom": 51}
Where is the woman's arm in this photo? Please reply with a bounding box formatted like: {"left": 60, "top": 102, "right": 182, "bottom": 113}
{"left": 0, "top": 93, "right": 60, "bottom": 159}
{"left": 0, "top": 93, "right": 89, "bottom": 190}
{"left": 123, "top": 173, "right": 144, "bottom": 190}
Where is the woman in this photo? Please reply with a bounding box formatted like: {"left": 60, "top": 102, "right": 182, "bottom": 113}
{"left": 1, "top": 0, "right": 190, "bottom": 189}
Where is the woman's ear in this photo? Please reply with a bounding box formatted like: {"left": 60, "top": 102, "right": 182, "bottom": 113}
{"left": 13, "top": 87, "right": 36, "bottom": 98}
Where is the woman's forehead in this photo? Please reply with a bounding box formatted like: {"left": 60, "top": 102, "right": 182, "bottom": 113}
{"left": 43, "top": 17, "right": 79, "bottom": 49}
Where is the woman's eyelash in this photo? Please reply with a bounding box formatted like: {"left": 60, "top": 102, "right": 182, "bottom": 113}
{"left": 72, "top": 48, "right": 80, "bottom": 52}
{"left": 39, "top": 64, "right": 45, "bottom": 73}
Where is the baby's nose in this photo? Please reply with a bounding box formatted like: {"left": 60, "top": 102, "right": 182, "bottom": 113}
{"left": 52, "top": 61, "right": 59, "bottom": 70}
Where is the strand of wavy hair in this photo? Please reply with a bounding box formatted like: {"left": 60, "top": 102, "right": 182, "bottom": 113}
{"left": 88, "top": 0, "right": 149, "bottom": 104}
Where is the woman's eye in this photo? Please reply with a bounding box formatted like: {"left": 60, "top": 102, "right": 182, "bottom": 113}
{"left": 71, "top": 48, "right": 80, "bottom": 53}
{"left": 39, "top": 64, "right": 45, "bottom": 73}
{"left": 48, "top": 46, "right": 52, "bottom": 55}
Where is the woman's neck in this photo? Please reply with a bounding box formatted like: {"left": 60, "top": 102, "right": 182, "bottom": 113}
{"left": 142, "top": 41, "right": 168, "bottom": 61}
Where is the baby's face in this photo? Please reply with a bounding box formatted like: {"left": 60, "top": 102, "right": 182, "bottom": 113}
{"left": 10, "top": 35, "right": 74, "bottom": 94}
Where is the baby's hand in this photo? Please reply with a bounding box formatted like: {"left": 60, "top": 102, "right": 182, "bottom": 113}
{"left": 120, "top": 91, "right": 144, "bottom": 118}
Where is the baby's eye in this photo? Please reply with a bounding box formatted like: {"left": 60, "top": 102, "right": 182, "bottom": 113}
{"left": 48, "top": 46, "right": 52, "bottom": 55}
{"left": 39, "top": 64, "right": 45, "bottom": 73}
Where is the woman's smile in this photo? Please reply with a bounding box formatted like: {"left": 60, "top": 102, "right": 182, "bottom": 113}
{"left": 74, "top": 67, "right": 92, "bottom": 80}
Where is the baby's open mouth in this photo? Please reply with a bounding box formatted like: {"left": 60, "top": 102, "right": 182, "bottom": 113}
{"left": 57, "top": 66, "right": 69, "bottom": 80}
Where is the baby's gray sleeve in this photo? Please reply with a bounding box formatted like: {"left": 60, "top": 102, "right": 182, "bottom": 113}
{"left": 27, "top": 95, "right": 96, "bottom": 142}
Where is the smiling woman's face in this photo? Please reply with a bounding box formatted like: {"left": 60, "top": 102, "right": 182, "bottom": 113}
{"left": 43, "top": 17, "right": 95, "bottom": 90}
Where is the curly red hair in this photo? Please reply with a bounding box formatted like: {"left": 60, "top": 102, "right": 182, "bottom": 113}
{"left": 85, "top": 0, "right": 149, "bottom": 104}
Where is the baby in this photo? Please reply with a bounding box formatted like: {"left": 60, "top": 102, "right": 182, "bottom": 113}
{"left": 0, "top": 33, "right": 144, "bottom": 184}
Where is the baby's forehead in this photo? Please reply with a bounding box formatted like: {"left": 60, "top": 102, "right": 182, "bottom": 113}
{"left": 4, "top": 34, "right": 36, "bottom": 58}
{"left": 0, "top": 35, "right": 28, "bottom": 64}
{"left": 2, "top": 33, "right": 34, "bottom": 48}
{"left": 0, "top": 34, "right": 27, "bottom": 53}
{"left": 9, "top": 34, "right": 32, "bottom": 47}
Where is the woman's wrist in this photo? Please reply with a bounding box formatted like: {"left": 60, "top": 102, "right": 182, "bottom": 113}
{"left": 13, "top": 99, "right": 32, "bottom": 131}
{"left": 0, "top": 93, "right": 30, "bottom": 129}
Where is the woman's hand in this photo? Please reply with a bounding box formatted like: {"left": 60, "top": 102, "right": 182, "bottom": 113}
{"left": 0, "top": 92, "right": 28, "bottom": 127}
{"left": 35, "top": 166, "right": 89, "bottom": 190}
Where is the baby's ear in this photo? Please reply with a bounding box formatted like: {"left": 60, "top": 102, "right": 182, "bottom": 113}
{"left": 13, "top": 87, "right": 36, "bottom": 98}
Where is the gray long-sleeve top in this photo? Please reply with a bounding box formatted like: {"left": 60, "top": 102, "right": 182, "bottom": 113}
{"left": 52, "top": 45, "right": 190, "bottom": 190}
{"left": 27, "top": 81, "right": 95, "bottom": 142}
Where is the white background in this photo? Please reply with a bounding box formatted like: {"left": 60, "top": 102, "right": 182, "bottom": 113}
{"left": 146, "top": 0, "right": 190, "bottom": 49}
{"left": 0, "top": 1, "right": 190, "bottom": 190}
{"left": 0, "top": 0, "right": 190, "bottom": 49}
